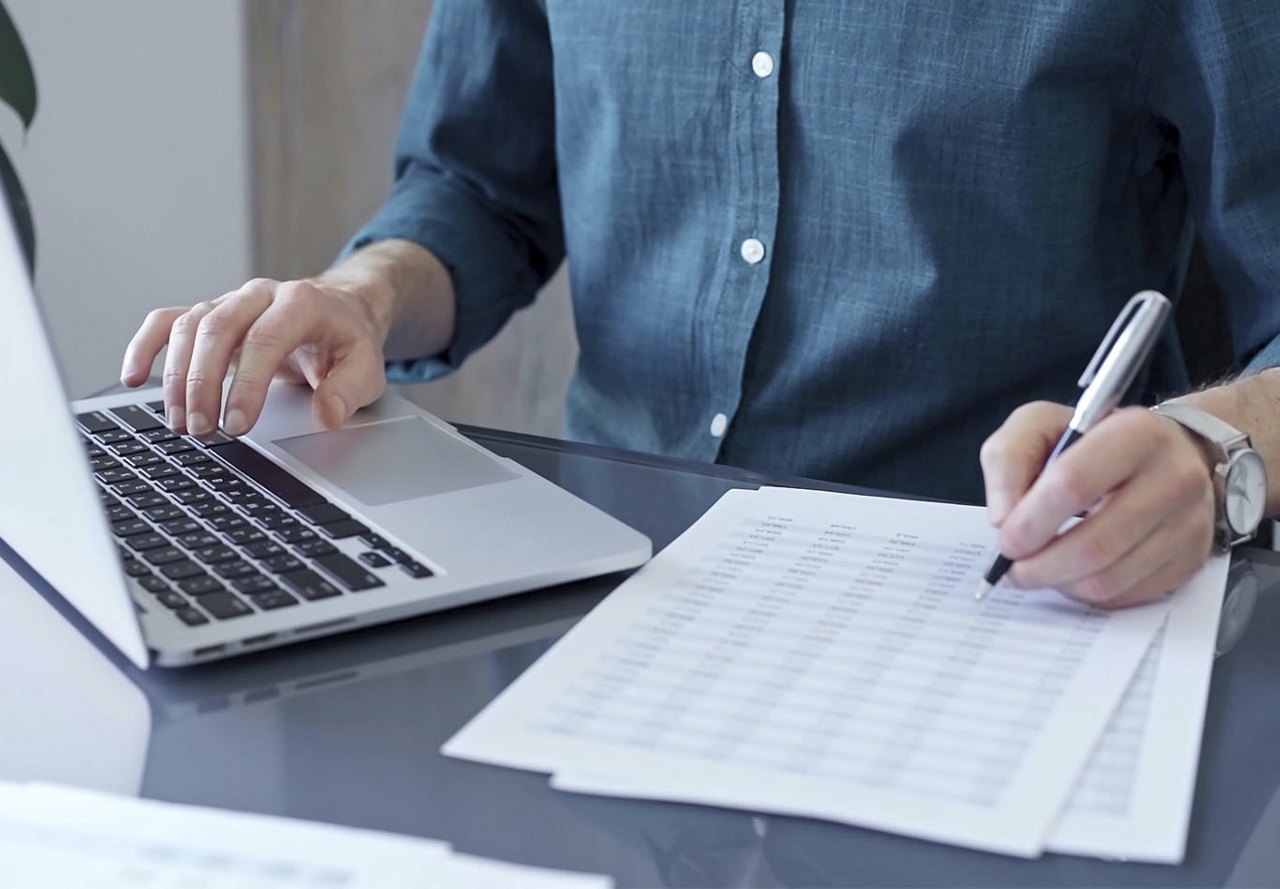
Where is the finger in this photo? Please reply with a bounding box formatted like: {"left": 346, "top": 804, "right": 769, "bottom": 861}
{"left": 312, "top": 341, "right": 388, "bottom": 429}
{"left": 184, "top": 285, "right": 274, "bottom": 435}
{"left": 161, "top": 302, "right": 217, "bottom": 431}
{"left": 980, "top": 402, "right": 1073, "bottom": 526}
{"left": 1007, "top": 456, "right": 1212, "bottom": 590}
{"left": 998, "top": 407, "right": 1169, "bottom": 559}
{"left": 221, "top": 285, "right": 326, "bottom": 435}
{"left": 1015, "top": 504, "right": 1213, "bottom": 608}
{"left": 120, "top": 307, "right": 186, "bottom": 387}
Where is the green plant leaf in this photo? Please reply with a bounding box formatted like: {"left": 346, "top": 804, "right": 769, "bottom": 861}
{"left": 0, "top": 140, "right": 35, "bottom": 273}
{"left": 0, "top": 2, "right": 37, "bottom": 130}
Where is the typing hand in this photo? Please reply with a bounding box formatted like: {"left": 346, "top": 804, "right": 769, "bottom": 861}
{"left": 979, "top": 401, "right": 1215, "bottom": 608}
{"left": 119, "top": 277, "right": 388, "bottom": 437}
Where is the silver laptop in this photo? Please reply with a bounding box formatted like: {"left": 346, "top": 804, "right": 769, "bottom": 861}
{"left": 0, "top": 197, "right": 651, "bottom": 668}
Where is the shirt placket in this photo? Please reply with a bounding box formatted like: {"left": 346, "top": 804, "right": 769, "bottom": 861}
{"left": 702, "top": 0, "right": 785, "bottom": 460}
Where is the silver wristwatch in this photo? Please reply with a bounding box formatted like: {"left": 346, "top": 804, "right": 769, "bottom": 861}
{"left": 1152, "top": 402, "right": 1269, "bottom": 551}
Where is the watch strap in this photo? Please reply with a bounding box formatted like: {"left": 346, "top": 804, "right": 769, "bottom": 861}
{"left": 1151, "top": 402, "right": 1248, "bottom": 458}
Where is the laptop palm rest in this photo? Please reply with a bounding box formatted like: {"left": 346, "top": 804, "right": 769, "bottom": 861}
{"left": 273, "top": 417, "right": 518, "bottom": 507}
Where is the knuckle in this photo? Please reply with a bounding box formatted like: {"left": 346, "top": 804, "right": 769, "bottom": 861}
{"left": 185, "top": 369, "right": 215, "bottom": 388}
{"left": 196, "top": 310, "right": 229, "bottom": 339}
{"left": 1044, "top": 462, "right": 1087, "bottom": 511}
{"left": 161, "top": 367, "right": 186, "bottom": 383}
{"left": 1170, "top": 458, "right": 1211, "bottom": 500}
{"left": 978, "top": 435, "right": 1009, "bottom": 470}
{"left": 1076, "top": 573, "right": 1119, "bottom": 605}
{"left": 1074, "top": 531, "right": 1117, "bottom": 574}
{"left": 242, "top": 325, "right": 286, "bottom": 353}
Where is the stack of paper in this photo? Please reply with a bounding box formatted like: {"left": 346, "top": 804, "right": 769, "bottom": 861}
{"left": 0, "top": 781, "right": 610, "bottom": 888}
{"left": 444, "top": 487, "right": 1226, "bottom": 862}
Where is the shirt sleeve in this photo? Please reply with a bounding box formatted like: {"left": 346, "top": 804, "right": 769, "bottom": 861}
{"left": 344, "top": 0, "right": 563, "bottom": 383}
{"left": 1147, "top": 2, "right": 1280, "bottom": 374}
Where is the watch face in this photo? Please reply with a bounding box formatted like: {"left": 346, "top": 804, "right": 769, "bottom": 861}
{"left": 1225, "top": 450, "right": 1268, "bottom": 536}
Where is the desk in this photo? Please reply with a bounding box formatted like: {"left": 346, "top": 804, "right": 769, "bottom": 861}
{"left": 2, "top": 425, "right": 1279, "bottom": 887}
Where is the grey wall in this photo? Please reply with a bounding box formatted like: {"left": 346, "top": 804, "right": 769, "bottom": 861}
{"left": 248, "top": 0, "right": 577, "bottom": 438}
{"left": 0, "top": 1, "right": 251, "bottom": 398}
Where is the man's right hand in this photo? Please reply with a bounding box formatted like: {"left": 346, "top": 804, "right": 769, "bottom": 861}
{"left": 119, "top": 277, "right": 389, "bottom": 437}
{"left": 119, "top": 240, "right": 457, "bottom": 439}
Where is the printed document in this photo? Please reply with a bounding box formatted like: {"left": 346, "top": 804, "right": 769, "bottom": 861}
{"left": 445, "top": 487, "right": 1173, "bottom": 857}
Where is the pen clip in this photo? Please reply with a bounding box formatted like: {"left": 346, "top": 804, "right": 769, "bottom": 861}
{"left": 1077, "top": 292, "right": 1164, "bottom": 390}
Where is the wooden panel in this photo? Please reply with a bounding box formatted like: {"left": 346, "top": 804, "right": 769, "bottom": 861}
{"left": 246, "top": 0, "right": 576, "bottom": 437}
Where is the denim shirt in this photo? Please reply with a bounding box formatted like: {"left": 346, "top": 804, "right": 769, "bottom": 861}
{"left": 348, "top": 0, "right": 1280, "bottom": 504}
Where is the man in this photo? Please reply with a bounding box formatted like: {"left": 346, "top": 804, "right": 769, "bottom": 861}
{"left": 120, "top": 2, "right": 1280, "bottom": 608}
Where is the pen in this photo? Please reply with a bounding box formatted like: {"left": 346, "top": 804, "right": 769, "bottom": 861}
{"left": 975, "top": 290, "right": 1172, "bottom": 600}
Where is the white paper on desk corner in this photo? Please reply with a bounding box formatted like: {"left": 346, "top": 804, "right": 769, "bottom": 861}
{"left": 444, "top": 486, "right": 1167, "bottom": 858}
{"left": 1045, "top": 552, "right": 1228, "bottom": 863}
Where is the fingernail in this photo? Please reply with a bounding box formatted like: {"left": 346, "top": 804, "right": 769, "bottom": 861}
{"left": 224, "top": 409, "right": 247, "bottom": 437}
{"left": 167, "top": 405, "right": 184, "bottom": 431}
{"left": 187, "top": 412, "right": 210, "bottom": 436}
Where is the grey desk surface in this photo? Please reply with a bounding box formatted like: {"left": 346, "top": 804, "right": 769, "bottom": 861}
{"left": 2, "top": 425, "right": 1279, "bottom": 888}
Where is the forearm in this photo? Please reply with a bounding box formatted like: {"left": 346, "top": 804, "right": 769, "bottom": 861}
{"left": 313, "top": 238, "right": 457, "bottom": 362}
{"left": 1172, "top": 366, "right": 1280, "bottom": 514}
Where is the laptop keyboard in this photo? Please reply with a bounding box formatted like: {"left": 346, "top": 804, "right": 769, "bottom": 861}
{"left": 77, "top": 401, "right": 433, "bottom": 628}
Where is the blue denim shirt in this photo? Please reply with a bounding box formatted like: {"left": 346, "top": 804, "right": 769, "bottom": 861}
{"left": 348, "top": 0, "right": 1280, "bottom": 504}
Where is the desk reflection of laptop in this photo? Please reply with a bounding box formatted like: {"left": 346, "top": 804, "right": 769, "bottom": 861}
{"left": 0, "top": 191, "right": 650, "bottom": 668}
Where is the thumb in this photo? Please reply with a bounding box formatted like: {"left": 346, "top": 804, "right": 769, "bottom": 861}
{"left": 311, "top": 346, "right": 387, "bottom": 430}
{"left": 979, "top": 401, "right": 1073, "bottom": 526}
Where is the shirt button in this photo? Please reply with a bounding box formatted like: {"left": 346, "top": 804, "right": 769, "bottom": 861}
{"left": 709, "top": 413, "right": 729, "bottom": 438}
{"left": 751, "top": 51, "right": 775, "bottom": 79}
{"left": 740, "top": 238, "right": 766, "bottom": 265}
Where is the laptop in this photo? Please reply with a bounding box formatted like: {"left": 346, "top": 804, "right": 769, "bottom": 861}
{"left": 0, "top": 195, "right": 651, "bottom": 668}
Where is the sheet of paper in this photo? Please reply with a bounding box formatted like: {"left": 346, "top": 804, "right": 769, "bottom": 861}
{"left": 0, "top": 782, "right": 612, "bottom": 889}
{"left": 1046, "top": 553, "right": 1227, "bottom": 862}
{"left": 444, "top": 486, "right": 1167, "bottom": 857}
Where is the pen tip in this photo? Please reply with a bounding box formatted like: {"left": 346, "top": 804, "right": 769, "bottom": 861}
{"left": 975, "top": 580, "right": 993, "bottom": 601}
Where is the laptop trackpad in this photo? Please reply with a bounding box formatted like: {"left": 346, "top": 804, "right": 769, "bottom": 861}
{"left": 273, "top": 417, "right": 517, "bottom": 507}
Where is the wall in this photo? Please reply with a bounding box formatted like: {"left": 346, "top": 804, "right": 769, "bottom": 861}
{"left": 248, "top": 0, "right": 577, "bottom": 437}
{"left": 0, "top": 1, "right": 250, "bottom": 398}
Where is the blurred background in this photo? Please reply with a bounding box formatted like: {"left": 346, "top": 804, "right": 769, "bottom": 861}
{"left": 0, "top": 0, "right": 575, "bottom": 437}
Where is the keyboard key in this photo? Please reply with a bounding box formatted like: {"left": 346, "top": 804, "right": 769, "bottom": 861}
{"left": 122, "top": 559, "right": 152, "bottom": 578}
{"left": 137, "top": 575, "right": 170, "bottom": 593}
{"left": 145, "top": 399, "right": 166, "bottom": 414}
{"left": 242, "top": 502, "right": 284, "bottom": 520}
{"left": 172, "top": 489, "right": 213, "bottom": 506}
{"left": 200, "top": 592, "right": 252, "bottom": 620}
{"left": 189, "top": 501, "right": 232, "bottom": 520}
{"left": 190, "top": 429, "right": 236, "bottom": 447}
{"left": 261, "top": 554, "right": 303, "bottom": 574}
{"left": 96, "top": 467, "right": 138, "bottom": 485}
{"left": 256, "top": 514, "right": 298, "bottom": 532}
{"left": 139, "top": 428, "right": 177, "bottom": 444}
{"left": 275, "top": 526, "right": 317, "bottom": 544}
{"left": 112, "top": 480, "right": 154, "bottom": 497}
{"left": 159, "top": 518, "right": 201, "bottom": 536}
{"left": 209, "top": 440, "right": 326, "bottom": 508}
{"left": 175, "top": 531, "right": 219, "bottom": 549}
{"left": 175, "top": 607, "right": 209, "bottom": 626}
{"left": 155, "top": 591, "right": 189, "bottom": 609}
{"left": 277, "top": 569, "right": 342, "bottom": 601}
{"left": 188, "top": 462, "right": 232, "bottom": 481}
{"left": 178, "top": 576, "right": 225, "bottom": 596}
{"left": 209, "top": 515, "right": 249, "bottom": 533}
{"left": 108, "top": 441, "right": 149, "bottom": 457}
{"left": 123, "top": 453, "right": 165, "bottom": 468}
{"left": 95, "top": 429, "right": 134, "bottom": 445}
{"left": 243, "top": 540, "right": 284, "bottom": 560}
{"left": 126, "top": 533, "right": 169, "bottom": 552}
{"left": 317, "top": 519, "right": 368, "bottom": 540}
{"left": 110, "top": 404, "right": 166, "bottom": 432}
{"left": 156, "top": 477, "right": 196, "bottom": 494}
{"left": 359, "top": 532, "right": 389, "bottom": 550}
{"left": 160, "top": 560, "right": 205, "bottom": 580}
{"left": 231, "top": 575, "right": 278, "bottom": 595}
{"left": 250, "top": 591, "right": 298, "bottom": 610}
{"left": 106, "top": 505, "right": 137, "bottom": 523}
{"left": 172, "top": 451, "right": 211, "bottom": 467}
{"left": 358, "top": 551, "right": 391, "bottom": 568}
{"left": 76, "top": 411, "right": 121, "bottom": 434}
{"left": 382, "top": 547, "right": 413, "bottom": 565}
{"left": 140, "top": 465, "right": 181, "bottom": 481}
{"left": 224, "top": 527, "right": 266, "bottom": 546}
{"left": 88, "top": 454, "right": 120, "bottom": 472}
{"left": 212, "top": 560, "right": 258, "bottom": 580}
{"left": 142, "top": 503, "right": 186, "bottom": 522}
{"left": 313, "top": 553, "right": 385, "bottom": 591}
{"left": 110, "top": 519, "right": 152, "bottom": 537}
{"left": 155, "top": 439, "right": 194, "bottom": 456}
{"left": 293, "top": 539, "right": 337, "bottom": 559}
{"left": 192, "top": 545, "right": 238, "bottom": 565}
{"left": 143, "top": 547, "right": 187, "bottom": 565}
{"left": 399, "top": 561, "right": 434, "bottom": 579}
{"left": 126, "top": 492, "right": 168, "bottom": 510}
{"left": 297, "top": 503, "right": 349, "bottom": 525}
